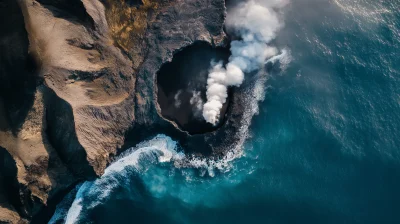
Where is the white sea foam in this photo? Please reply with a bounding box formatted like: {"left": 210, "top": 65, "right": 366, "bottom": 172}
{"left": 65, "top": 198, "right": 83, "bottom": 224}
{"left": 48, "top": 183, "right": 83, "bottom": 224}
{"left": 64, "top": 182, "right": 92, "bottom": 224}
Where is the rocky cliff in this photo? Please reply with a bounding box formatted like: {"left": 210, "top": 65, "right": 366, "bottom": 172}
{"left": 0, "top": 0, "right": 227, "bottom": 222}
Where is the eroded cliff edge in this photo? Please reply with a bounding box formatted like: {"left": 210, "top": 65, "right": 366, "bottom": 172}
{"left": 0, "top": 0, "right": 226, "bottom": 222}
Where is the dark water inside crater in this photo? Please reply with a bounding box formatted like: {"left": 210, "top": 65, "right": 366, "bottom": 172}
{"left": 51, "top": 0, "right": 400, "bottom": 223}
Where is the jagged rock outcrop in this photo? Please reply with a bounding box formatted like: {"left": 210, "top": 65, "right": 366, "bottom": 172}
{"left": 0, "top": 0, "right": 227, "bottom": 222}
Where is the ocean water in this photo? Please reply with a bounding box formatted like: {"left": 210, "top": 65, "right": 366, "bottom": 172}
{"left": 50, "top": 0, "right": 400, "bottom": 223}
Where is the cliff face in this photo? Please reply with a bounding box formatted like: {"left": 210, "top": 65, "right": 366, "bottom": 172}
{"left": 0, "top": 0, "right": 226, "bottom": 222}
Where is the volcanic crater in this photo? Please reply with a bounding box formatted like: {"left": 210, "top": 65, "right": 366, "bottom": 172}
{"left": 156, "top": 41, "right": 231, "bottom": 135}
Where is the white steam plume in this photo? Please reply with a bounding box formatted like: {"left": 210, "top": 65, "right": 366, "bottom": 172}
{"left": 190, "top": 90, "right": 204, "bottom": 118}
{"left": 202, "top": 0, "right": 289, "bottom": 125}
{"left": 174, "top": 90, "right": 182, "bottom": 108}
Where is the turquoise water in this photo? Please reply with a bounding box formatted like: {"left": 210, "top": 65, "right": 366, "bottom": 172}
{"left": 51, "top": 0, "right": 400, "bottom": 223}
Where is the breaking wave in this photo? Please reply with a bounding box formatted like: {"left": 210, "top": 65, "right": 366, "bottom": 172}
{"left": 50, "top": 135, "right": 178, "bottom": 224}
{"left": 51, "top": 132, "right": 251, "bottom": 223}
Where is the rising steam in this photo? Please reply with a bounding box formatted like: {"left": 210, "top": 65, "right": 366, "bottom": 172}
{"left": 202, "top": 0, "right": 289, "bottom": 125}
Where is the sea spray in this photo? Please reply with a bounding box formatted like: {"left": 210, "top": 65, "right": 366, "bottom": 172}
{"left": 202, "top": 0, "right": 290, "bottom": 125}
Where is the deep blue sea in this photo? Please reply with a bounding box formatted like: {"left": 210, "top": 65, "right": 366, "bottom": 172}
{"left": 50, "top": 0, "right": 400, "bottom": 223}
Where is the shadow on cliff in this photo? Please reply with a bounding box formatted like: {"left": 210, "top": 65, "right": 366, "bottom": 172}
{"left": 0, "top": 147, "right": 23, "bottom": 217}
{"left": 0, "top": 0, "right": 39, "bottom": 135}
{"left": 35, "top": 0, "right": 95, "bottom": 28}
{"left": 30, "top": 86, "right": 80, "bottom": 224}
{"left": 43, "top": 87, "right": 97, "bottom": 179}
